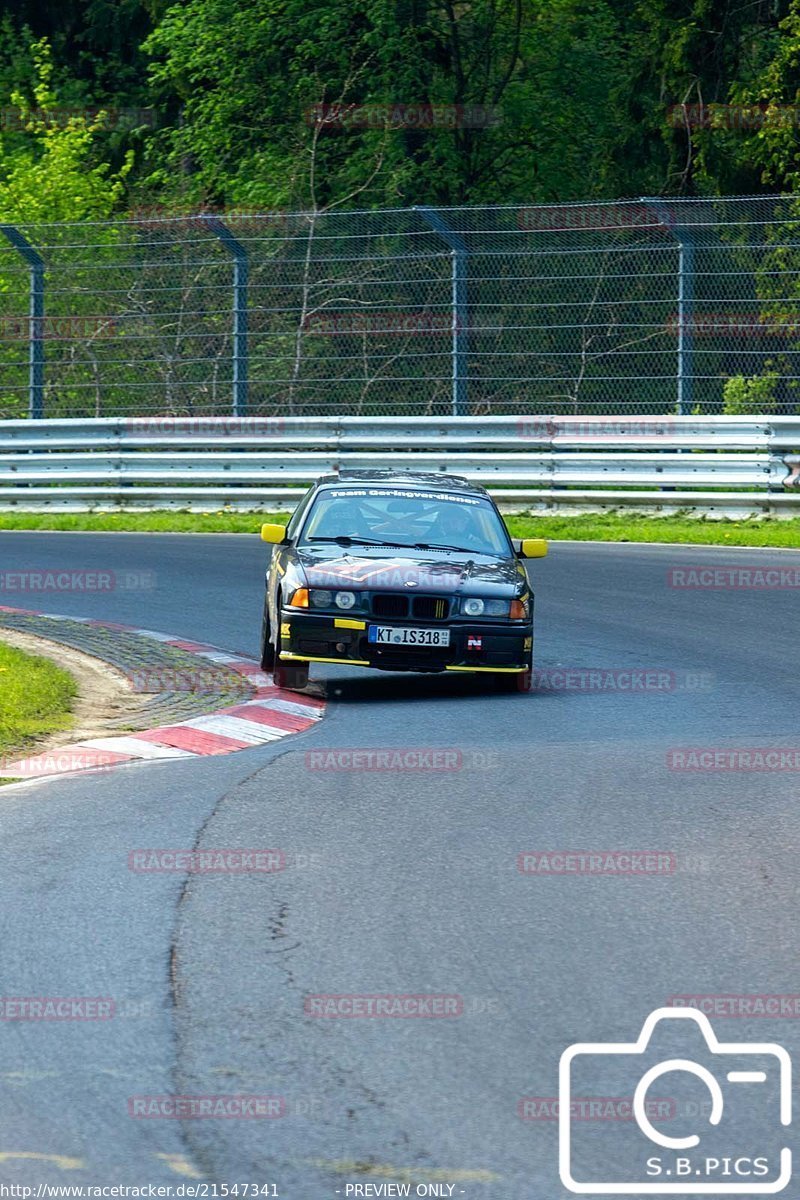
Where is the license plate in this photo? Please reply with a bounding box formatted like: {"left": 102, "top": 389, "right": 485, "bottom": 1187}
{"left": 368, "top": 625, "right": 450, "bottom": 647}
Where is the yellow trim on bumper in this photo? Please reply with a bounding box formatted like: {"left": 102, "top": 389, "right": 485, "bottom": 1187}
{"left": 334, "top": 618, "right": 366, "bottom": 630}
{"left": 281, "top": 653, "right": 370, "bottom": 666}
{"left": 446, "top": 665, "right": 528, "bottom": 673}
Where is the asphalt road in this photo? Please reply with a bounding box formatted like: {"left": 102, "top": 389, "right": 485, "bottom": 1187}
{"left": 0, "top": 532, "right": 799, "bottom": 1197}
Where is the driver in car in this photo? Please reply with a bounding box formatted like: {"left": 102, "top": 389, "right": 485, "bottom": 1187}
{"left": 309, "top": 496, "right": 374, "bottom": 540}
{"left": 435, "top": 503, "right": 485, "bottom": 551}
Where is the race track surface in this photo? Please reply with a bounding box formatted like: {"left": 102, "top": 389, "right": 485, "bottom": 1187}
{"left": 0, "top": 532, "right": 798, "bottom": 1197}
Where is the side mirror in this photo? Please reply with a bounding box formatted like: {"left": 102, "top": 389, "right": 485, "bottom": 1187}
{"left": 261, "top": 523, "right": 287, "bottom": 544}
{"left": 519, "top": 538, "right": 548, "bottom": 559}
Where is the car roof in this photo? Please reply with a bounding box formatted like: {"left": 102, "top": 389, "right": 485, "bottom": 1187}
{"left": 315, "top": 470, "right": 490, "bottom": 497}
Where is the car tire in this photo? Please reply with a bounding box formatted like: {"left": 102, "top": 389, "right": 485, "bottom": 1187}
{"left": 260, "top": 593, "right": 275, "bottom": 671}
{"left": 273, "top": 645, "right": 309, "bottom": 691}
{"left": 271, "top": 591, "right": 309, "bottom": 691}
{"left": 496, "top": 652, "right": 533, "bottom": 693}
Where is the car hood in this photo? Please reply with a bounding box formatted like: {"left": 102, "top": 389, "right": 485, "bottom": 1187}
{"left": 294, "top": 544, "right": 525, "bottom": 596}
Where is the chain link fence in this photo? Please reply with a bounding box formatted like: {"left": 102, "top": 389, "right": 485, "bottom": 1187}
{"left": 1, "top": 196, "right": 799, "bottom": 419}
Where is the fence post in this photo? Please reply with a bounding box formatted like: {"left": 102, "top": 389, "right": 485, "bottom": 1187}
{"left": 641, "top": 199, "right": 695, "bottom": 415}
{"left": 413, "top": 206, "right": 468, "bottom": 416}
{"left": 676, "top": 236, "right": 695, "bottom": 416}
{"left": 0, "top": 224, "right": 44, "bottom": 419}
{"left": 202, "top": 216, "right": 249, "bottom": 417}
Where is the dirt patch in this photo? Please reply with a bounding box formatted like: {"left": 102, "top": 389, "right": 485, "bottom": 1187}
{"left": 0, "top": 628, "right": 148, "bottom": 754}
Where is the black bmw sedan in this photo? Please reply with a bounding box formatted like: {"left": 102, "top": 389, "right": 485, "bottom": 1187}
{"left": 259, "top": 470, "right": 547, "bottom": 692}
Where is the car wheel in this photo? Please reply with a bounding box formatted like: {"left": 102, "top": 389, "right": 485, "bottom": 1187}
{"left": 260, "top": 593, "right": 275, "bottom": 671}
{"left": 496, "top": 652, "right": 533, "bottom": 693}
{"left": 271, "top": 591, "right": 309, "bottom": 691}
{"left": 273, "top": 644, "right": 309, "bottom": 691}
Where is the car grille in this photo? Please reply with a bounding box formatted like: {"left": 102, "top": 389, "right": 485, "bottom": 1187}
{"left": 372, "top": 593, "right": 409, "bottom": 618}
{"left": 412, "top": 595, "right": 449, "bottom": 620}
{"left": 370, "top": 593, "right": 450, "bottom": 620}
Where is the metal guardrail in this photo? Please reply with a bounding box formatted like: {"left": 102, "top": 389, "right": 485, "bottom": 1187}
{"left": 0, "top": 416, "right": 798, "bottom": 513}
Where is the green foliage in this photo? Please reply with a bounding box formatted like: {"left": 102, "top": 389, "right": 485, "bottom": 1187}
{"left": 606, "top": 0, "right": 786, "bottom": 197}
{"left": 722, "top": 371, "right": 780, "bottom": 415}
{"left": 0, "top": 38, "right": 133, "bottom": 222}
{"left": 143, "top": 0, "right": 616, "bottom": 209}
{"left": 729, "top": 0, "right": 800, "bottom": 192}
{"left": 0, "top": 0, "right": 796, "bottom": 219}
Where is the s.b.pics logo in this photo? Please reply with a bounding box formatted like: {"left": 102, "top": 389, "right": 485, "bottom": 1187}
{"left": 559, "top": 1007, "right": 791, "bottom": 1193}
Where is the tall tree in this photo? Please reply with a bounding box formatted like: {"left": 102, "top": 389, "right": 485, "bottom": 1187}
{"left": 142, "top": 0, "right": 628, "bottom": 209}
{"left": 608, "top": 0, "right": 790, "bottom": 197}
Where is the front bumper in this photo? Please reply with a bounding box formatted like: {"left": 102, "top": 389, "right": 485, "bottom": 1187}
{"left": 279, "top": 610, "right": 533, "bottom": 673}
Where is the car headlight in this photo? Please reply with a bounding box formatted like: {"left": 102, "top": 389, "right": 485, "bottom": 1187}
{"left": 484, "top": 598, "right": 512, "bottom": 616}
{"left": 335, "top": 590, "right": 357, "bottom": 610}
{"left": 310, "top": 589, "right": 333, "bottom": 608}
{"left": 460, "top": 597, "right": 527, "bottom": 618}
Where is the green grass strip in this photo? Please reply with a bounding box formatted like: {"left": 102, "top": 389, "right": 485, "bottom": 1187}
{"left": 1, "top": 509, "right": 800, "bottom": 547}
{"left": 0, "top": 640, "right": 77, "bottom": 763}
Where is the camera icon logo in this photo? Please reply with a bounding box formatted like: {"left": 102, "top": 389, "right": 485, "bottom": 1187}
{"left": 559, "top": 1006, "right": 792, "bottom": 1193}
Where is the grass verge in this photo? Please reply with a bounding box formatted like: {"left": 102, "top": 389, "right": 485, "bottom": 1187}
{"left": 0, "top": 641, "right": 77, "bottom": 777}
{"left": 1, "top": 509, "right": 800, "bottom": 547}
{"left": 0, "top": 511, "right": 292, "bottom": 534}
{"left": 503, "top": 512, "right": 800, "bottom": 548}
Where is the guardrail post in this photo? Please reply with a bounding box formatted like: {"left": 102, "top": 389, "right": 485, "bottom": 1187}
{"left": 202, "top": 216, "right": 249, "bottom": 417}
{"left": 413, "top": 206, "right": 468, "bottom": 416}
{"left": 641, "top": 199, "right": 695, "bottom": 415}
{"left": 0, "top": 224, "right": 45, "bottom": 419}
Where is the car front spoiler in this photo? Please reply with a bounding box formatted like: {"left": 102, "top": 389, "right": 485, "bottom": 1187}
{"left": 279, "top": 609, "right": 532, "bottom": 673}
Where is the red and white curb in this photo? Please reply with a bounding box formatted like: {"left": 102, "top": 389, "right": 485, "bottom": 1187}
{"left": 0, "top": 607, "right": 325, "bottom": 781}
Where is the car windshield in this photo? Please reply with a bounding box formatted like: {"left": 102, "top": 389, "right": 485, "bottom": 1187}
{"left": 299, "top": 487, "right": 512, "bottom": 556}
